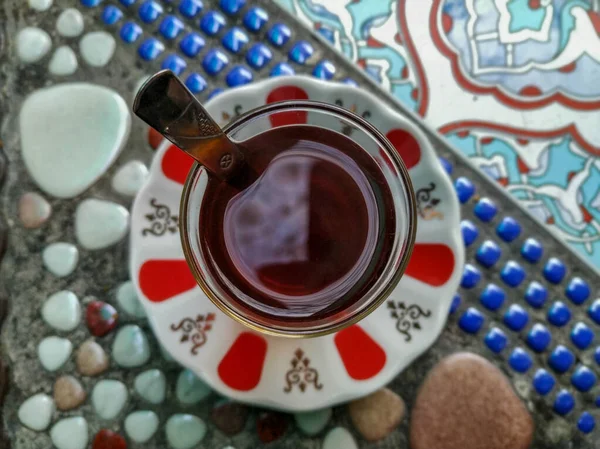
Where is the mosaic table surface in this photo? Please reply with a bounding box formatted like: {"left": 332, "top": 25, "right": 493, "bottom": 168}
{"left": 1, "top": 0, "right": 600, "bottom": 449}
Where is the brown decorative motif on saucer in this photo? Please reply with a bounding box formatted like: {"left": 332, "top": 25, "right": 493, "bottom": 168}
{"left": 170, "top": 313, "right": 215, "bottom": 355}
{"left": 142, "top": 198, "right": 178, "bottom": 236}
{"left": 388, "top": 301, "right": 431, "bottom": 342}
{"left": 416, "top": 182, "right": 443, "bottom": 220}
{"left": 221, "top": 105, "right": 243, "bottom": 126}
{"left": 284, "top": 349, "right": 323, "bottom": 393}
{"left": 334, "top": 99, "right": 371, "bottom": 136}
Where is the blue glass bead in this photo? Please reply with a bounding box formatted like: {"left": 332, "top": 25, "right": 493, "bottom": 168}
{"left": 461, "top": 264, "right": 481, "bottom": 289}
{"left": 500, "top": 261, "right": 525, "bottom": 287}
{"left": 200, "top": 11, "right": 226, "bottom": 36}
{"left": 460, "top": 220, "right": 478, "bottom": 247}
{"left": 159, "top": 16, "right": 184, "bottom": 40}
{"left": 455, "top": 177, "right": 475, "bottom": 203}
{"left": 202, "top": 49, "right": 228, "bottom": 75}
{"left": 566, "top": 277, "right": 590, "bottom": 305}
{"left": 553, "top": 390, "right": 575, "bottom": 416}
{"left": 458, "top": 307, "right": 484, "bottom": 334}
{"left": 243, "top": 7, "right": 268, "bottom": 32}
{"left": 138, "top": 38, "right": 165, "bottom": 60}
{"left": 524, "top": 281, "right": 547, "bottom": 308}
{"left": 449, "top": 293, "right": 461, "bottom": 315}
{"left": 571, "top": 365, "right": 597, "bottom": 392}
{"left": 578, "top": 412, "right": 595, "bottom": 434}
{"left": 474, "top": 198, "right": 497, "bottom": 222}
{"left": 179, "top": 0, "right": 203, "bottom": 18}
{"left": 548, "top": 301, "right": 571, "bottom": 327}
{"left": 220, "top": 0, "right": 245, "bottom": 15}
{"left": 504, "top": 304, "right": 529, "bottom": 331}
{"left": 180, "top": 33, "right": 205, "bottom": 58}
{"left": 596, "top": 394, "right": 600, "bottom": 407}
{"left": 120, "top": 0, "right": 136, "bottom": 6}
{"left": 496, "top": 217, "right": 521, "bottom": 242}
{"left": 207, "top": 88, "right": 223, "bottom": 100}
{"left": 589, "top": 299, "right": 600, "bottom": 324}
{"left": 532, "top": 369, "right": 555, "bottom": 395}
{"left": 270, "top": 62, "right": 295, "bottom": 77}
{"left": 479, "top": 284, "right": 505, "bottom": 311}
{"left": 268, "top": 23, "right": 291, "bottom": 47}
{"left": 342, "top": 78, "right": 358, "bottom": 87}
{"left": 222, "top": 27, "right": 249, "bottom": 53}
{"left": 185, "top": 73, "right": 207, "bottom": 93}
{"left": 476, "top": 240, "right": 501, "bottom": 268}
{"left": 139, "top": 0, "right": 163, "bottom": 23}
{"left": 571, "top": 322, "right": 594, "bottom": 349}
{"left": 289, "top": 41, "right": 314, "bottom": 64}
{"left": 313, "top": 60, "right": 336, "bottom": 80}
{"left": 521, "top": 238, "right": 543, "bottom": 263}
{"left": 226, "top": 65, "right": 253, "bottom": 87}
{"left": 484, "top": 327, "right": 507, "bottom": 353}
{"left": 595, "top": 347, "right": 600, "bottom": 365}
{"left": 102, "top": 5, "right": 123, "bottom": 25}
{"left": 548, "top": 345, "right": 575, "bottom": 373}
{"left": 246, "top": 43, "right": 272, "bottom": 69}
{"left": 81, "top": 0, "right": 101, "bottom": 6}
{"left": 120, "top": 22, "right": 142, "bottom": 43}
{"left": 509, "top": 347, "right": 532, "bottom": 373}
{"left": 439, "top": 156, "right": 453, "bottom": 175}
{"left": 543, "top": 258, "right": 566, "bottom": 284}
{"left": 526, "top": 324, "right": 551, "bottom": 352}
{"left": 161, "top": 54, "right": 187, "bottom": 75}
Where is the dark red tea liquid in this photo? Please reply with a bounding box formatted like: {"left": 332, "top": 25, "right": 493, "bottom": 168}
{"left": 199, "top": 125, "right": 396, "bottom": 322}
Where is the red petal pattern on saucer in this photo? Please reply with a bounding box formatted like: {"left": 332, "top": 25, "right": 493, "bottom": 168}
{"left": 405, "top": 244, "right": 455, "bottom": 287}
{"left": 139, "top": 260, "right": 197, "bottom": 302}
{"left": 266, "top": 86, "right": 309, "bottom": 127}
{"left": 334, "top": 325, "right": 386, "bottom": 380}
{"left": 385, "top": 128, "right": 421, "bottom": 170}
{"left": 218, "top": 332, "right": 268, "bottom": 391}
{"left": 161, "top": 145, "right": 195, "bottom": 185}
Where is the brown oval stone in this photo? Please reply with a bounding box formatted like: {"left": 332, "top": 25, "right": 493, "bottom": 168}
{"left": 211, "top": 401, "right": 249, "bottom": 435}
{"left": 76, "top": 339, "right": 109, "bottom": 376}
{"left": 54, "top": 375, "right": 86, "bottom": 411}
{"left": 19, "top": 192, "right": 51, "bottom": 228}
{"left": 257, "top": 411, "right": 288, "bottom": 444}
{"left": 348, "top": 388, "right": 405, "bottom": 441}
{"left": 410, "top": 352, "right": 534, "bottom": 449}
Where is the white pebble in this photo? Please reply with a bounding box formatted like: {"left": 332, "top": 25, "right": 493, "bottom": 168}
{"left": 28, "top": 0, "right": 53, "bottom": 11}
{"left": 17, "top": 27, "right": 51, "bottom": 64}
{"left": 75, "top": 199, "right": 130, "bottom": 250}
{"left": 79, "top": 32, "right": 115, "bottom": 67}
{"left": 49, "top": 46, "right": 78, "bottom": 76}
{"left": 112, "top": 160, "right": 149, "bottom": 196}
{"left": 42, "top": 290, "right": 81, "bottom": 331}
{"left": 18, "top": 393, "right": 55, "bottom": 431}
{"left": 50, "top": 417, "right": 88, "bottom": 449}
{"left": 42, "top": 242, "right": 79, "bottom": 277}
{"left": 56, "top": 8, "right": 84, "bottom": 37}
{"left": 38, "top": 336, "right": 72, "bottom": 371}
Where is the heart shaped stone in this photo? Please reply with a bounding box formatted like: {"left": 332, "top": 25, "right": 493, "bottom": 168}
{"left": 49, "top": 46, "right": 78, "bottom": 76}
{"left": 42, "top": 290, "right": 81, "bottom": 331}
{"left": 56, "top": 8, "right": 84, "bottom": 37}
{"left": 43, "top": 242, "right": 79, "bottom": 277}
{"left": 134, "top": 369, "right": 166, "bottom": 404}
{"left": 86, "top": 301, "right": 118, "bottom": 337}
{"left": 18, "top": 393, "right": 55, "bottom": 431}
{"left": 165, "top": 414, "right": 207, "bottom": 449}
{"left": 51, "top": 417, "right": 89, "bottom": 449}
{"left": 176, "top": 369, "right": 211, "bottom": 405}
{"left": 76, "top": 339, "right": 109, "bottom": 376}
{"left": 75, "top": 199, "right": 129, "bottom": 250}
{"left": 38, "top": 336, "right": 72, "bottom": 371}
{"left": 54, "top": 375, "right": 86, "bottom": 411}
{"left": 19, "top": 83, "right": 130, "bottom": 198}
{"left": 112, "top": 325, "right": 150, "bottom": 368}
{"left": 92, "top": 380, "right": 128, "bottom": 420}
{"left": 92, "top": 429, "right": 127, "bottom": 449}
{"left": 124, "top": 411, "right": 159, "bottom": 443}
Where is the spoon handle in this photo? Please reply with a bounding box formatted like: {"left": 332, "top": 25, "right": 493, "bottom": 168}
{"left": 133, "top": 70, "right": 245, "bottom": 181}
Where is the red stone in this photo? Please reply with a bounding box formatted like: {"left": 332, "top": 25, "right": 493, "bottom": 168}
{"left": 385, "top": 128, "right": 421, "bottom": 170}
{"left": 257, "top": 412, "right": 288, "bottom": 443}
{"left": 86, "top": 302, "right": 118, "bottom": 337}
{"left": 139, "top": 259, "right": 197, "bottom": 302}
{"left": 335, "top": 325, "right": 386, "bottom": 380}
{"left": 148, "top": 127, "right": 163, "bottom": 149}
{"left": 162, "top": 145, "right": 195, "bottom": 185}
{"left": 93, "top": 430, "right": 127, "bottom": 449}
{"left": 266, "top": 86, "right": 309, "bottom": 128}
{"left": 218, "top": 332, "right": 267, "bottom": 391}
{"left": 406, "top": 244, "right": 455, "bottom": 287}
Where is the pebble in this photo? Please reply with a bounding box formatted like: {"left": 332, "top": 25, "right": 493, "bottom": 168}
{"left": 410, "top": 352, "right": 534, "bottom": 449}
{"left": 112, "top": 325, "right": 151, "bottom": 367}
{"left": 165, "top": 414, "right": 207, "bottom": 449}
{"left": 18, "top": 393, "right": 55, "bottom": 431}
{"left": 116, "top": 281, "right": 146, "bottom": 318}
{"left": 294, "top": 408, "right": 332, "bottom": 436}
{"left": 160, "top": 343, "right": 176, "bottom": 362}
{"left": 50, "top": 417, "right": 88, "bottom": 449}
{"left": 257, "top": 412, "right": 288, "bottom": 443}
{"left": 42, "top": 290, "right": 81, "bottom": 331}
{"left": 49, "top": 46, "right": 78, "bottom": 76}
{"left": 20, "top": 83, "right": 130, "bottom": 198}
{"left": 322, "top": 427, "right": 358, "bottom": 449}
{"left": 92, "top": 429, "right": 127, "bottom": 449}
{"left": 54, "top": 375, "right": 86, "bottom": 411}
{"left": 134, "top": 369, "right": 166, "bottom": 404}
{"left": 28, "top": 0, "right": 53, "bottom": 11}
{"left": 18, "top": 192, "right": 51, "bottom": 228}
{"left": 348, "top": 388, "right": 405, "bottom": 441}
{"left": 38, "top": 336, "right": 72, "bottom": 371}
{"left": 176, "top": 369, "right": 211, "bottom": 404}
{"left": 92, "top": 380, "right": 128, "bottom": 420}
{"left": 42, "top": 242, "right": 79, "bottom": 277}
{"left": 112, "top": 160, "right": 149, "bottom": 196}
{"left": 124, "top": 410, "right": 159, "bottom": 443}
{"left": 76, "top": 339, "right": 109, "bottom": 376}
{"left": 80, "top": 32, "right": 116, "bottom": 67}
{"left": 17, "top": 27, "right": 51, "bottom": 63}
{"left": 86, "top": 301, "right": 118, "bottom": 337}
{"left": 56, "top": 8, "right": 84, "bottom": 37}
{"left": 211, "top": 400, "right": 249, "bottom": 435}
{"left": 75, "top": 199, "right": 129, "bottom": 250}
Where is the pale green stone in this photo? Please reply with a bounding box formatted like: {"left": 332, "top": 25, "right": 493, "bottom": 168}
{"left": 42, "top": 290, "right": 81, "bottom": 331}
{"left": 75, "top": 199, "right": 129, "bottom": 250}
{"left": 38, "top": 336, "right": 72, "bottom": 371}
{"left": 322, "top": 427, "right": 358, "bottom": 449}
{"left": 42, "top": 243, "right": 79, "bottom": 277}
{"left": 116, "top": 281, "right": 146, "bottom": 318}
{"left": 112, "top": 325, "right": 150, "bottom": 367}
{"left": 124, "top": 410, "right": 159, "bottom": 443}
{"left": 294, "top": 408, "right": 332, "bottom": 436}
{"left": 134, "top": 369, "right": 166, "bottom": 404}
{"left": 50, "top": 417, "right": 88, "bottom": 449}
{"left": 176, "top": 369, "right": 211, "bottom": 404}
{"left": 18, "top": 393, "right": 55, "bottom": 431}
{"left": 165, "top": 414, "right": 207, "bottom": 449}
{"left": 92, "top": 380, "right": 128, "bottom": 420}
